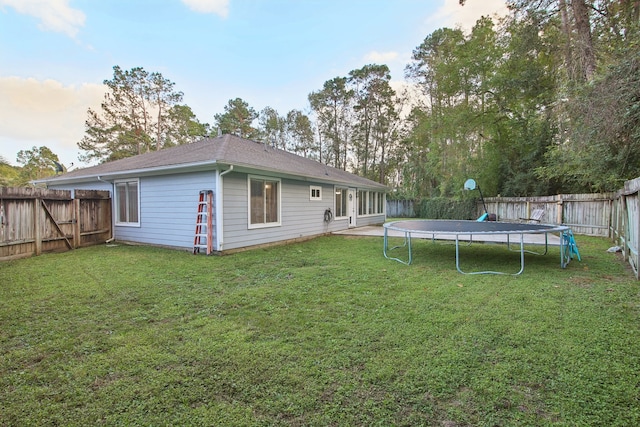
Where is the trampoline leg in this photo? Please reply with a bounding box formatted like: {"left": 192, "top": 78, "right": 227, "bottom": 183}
{"left": 544, "top": 233, "right": 549, "bottom": 255}
{"left": 518, "top": 235, "right": 525, "bottom": 275}
{"left": 507, "top": 233, "right": 549, "bottom": 256}
{"left": 455, "top": 233, "right": 525, "bottom": 275}
{"left": 560, "top": 232, "right": 568, "bottom": 268}
{"left": 383, "top": 229, "right": 413, "bottom": 265}
{"left": 455, "top": 235, "right": 461, "bottom": 273}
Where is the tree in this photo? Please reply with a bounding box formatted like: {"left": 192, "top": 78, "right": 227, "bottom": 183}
{"left": 0, "top": 156, "right": 20, "bottom": 187}
{"left": 164, "top": 105, "right": 210, "bottom": 147}
{"left": 505, "top": 0, "right": 596, "bottom": 81}
{"left": 308, "top": 77, "right": 354, "bottom": 169}
{"left": 348, "top": 64, "right": 400, "bottom": 183}
{"left": 148, "top": 71, "right": 186, "bottom": 149}
{"left": 538, "top": 48, "right": 640, "bottom": 191}
{"left": 395, "top": 107, "right": 440, "bottom": 198}
{"left": 15, "top": 146, "right": 61, "bottom": 184}
{"left": 405, "top": 26, "right": 478, "bottom": 197}
{"left": 483, "top": 11, "right": 560, "bottom": 196}
{"left": 285, "top": 110, "right": 316, "bottom": 159}
{"left": 214, "top": 98, "right": 259, "bottom": 139}
{"left": 257, "top": 106, "right": 285, "bottom": 148}
{"left": 78, "top": 66, "right": 202, "bottom": 163}
{"left": 402, "top": 11, "right": 564, "bottom": 198}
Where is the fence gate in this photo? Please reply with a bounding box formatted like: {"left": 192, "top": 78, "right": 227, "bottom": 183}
{"left": 0, "top": 187, "right": 112, "bottom": 261}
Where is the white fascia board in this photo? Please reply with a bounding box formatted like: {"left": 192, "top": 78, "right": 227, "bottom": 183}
{"left": 35, "top": 160, "right": 222, "bottom": 185}
{"left": 36, "top": 158, "right": 388, "bottom": 192}
{"left": 227, "top": 163, "right": 389, "bottom": 191}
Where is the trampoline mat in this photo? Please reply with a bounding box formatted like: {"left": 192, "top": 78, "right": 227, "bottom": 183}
{"left": 385, "top": 220, "right": 565, "bottom": 235}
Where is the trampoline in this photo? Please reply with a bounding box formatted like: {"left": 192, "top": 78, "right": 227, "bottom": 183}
{"left": 383, "top": 219, "right": 580, "bottom": 275}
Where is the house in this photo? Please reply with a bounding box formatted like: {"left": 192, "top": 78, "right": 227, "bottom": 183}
{"left": 36, "top": 135, "right": 388, "bottom": 253}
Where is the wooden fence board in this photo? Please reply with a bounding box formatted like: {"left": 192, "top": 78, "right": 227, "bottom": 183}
{"left": 482, "top": 193, "right": 616, "bottom": 237}
{"left": 387, "top": 199, "right": 415, "bottom": 217}
{"left": 625, "top": 193, "right": 639, "bottom": 278}
{"left": 0, "top": 187, "right": 71, "bottom": 200}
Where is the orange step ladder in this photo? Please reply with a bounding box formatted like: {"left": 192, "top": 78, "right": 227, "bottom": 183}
{"left": 193, "top": 190, "right": 213, "bottom": 255}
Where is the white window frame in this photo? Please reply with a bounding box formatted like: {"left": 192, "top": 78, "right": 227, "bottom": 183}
{"left": 334, "top": 187, "right": 348, "bottom": 218}
{"left": 357, "top": 190, "right": 385, "bottom": 217}
{"left": 114, "top": 178, "right": 140, "bottom": 227}
{"left": 310, "top": 185, "right": 322, "bottom": 201}
{"left": 247, "top": 175, "right": 281, "bottom": 229}
{"left": 358, "top": 190, "right": 366, "bottom": 216}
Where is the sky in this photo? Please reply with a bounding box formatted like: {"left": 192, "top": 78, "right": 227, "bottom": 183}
{"left": 0, "top": 0, "right": 508, "bottom": 168}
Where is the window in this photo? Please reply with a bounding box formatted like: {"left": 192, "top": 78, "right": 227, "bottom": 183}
{"left": 357, "top": 190, "right": 385, "bottom": 216}
{"left": 249, "top": 176, "right": 280, "bottom": 227}
{"left": 115, "top": 179, "right": 139, "bottom": 226}
{"left": 335, "top": 188, "right": 347, "bottom": 217}
{"left": 358, "top": 190, "right": 366, "bottom": 216}
{"left": 310, "top": 185, "right": 322, "bottom": 201}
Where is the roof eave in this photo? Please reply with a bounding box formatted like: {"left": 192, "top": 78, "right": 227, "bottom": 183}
{"left": 34, "top": 159, "right": 222, "bottom": 185}
{"left": 226, "top": 162, "right": 389, "bottom": 191}
{"left": 34, "top": 157, "right": 388, "bottom": 191}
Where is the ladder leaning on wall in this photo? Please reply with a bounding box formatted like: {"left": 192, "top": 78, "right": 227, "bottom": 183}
{"left": 193, "top": 190, "right": 213, "bottom": 255}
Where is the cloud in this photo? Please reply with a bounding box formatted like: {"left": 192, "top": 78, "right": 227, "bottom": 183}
{"left": 0, "top": 0, "right": 85, "bottom": 38}
{"left": 181, "top": 0, "right": 229, "bottom": 18}
{"left": 364, "top": 51, "right": 399, "bottom": 63}
{"left": 0, "top": 77, "right": 105, "bottom": 163}
{"left": 430, "top": 0, "right": 509, "bottom": 33}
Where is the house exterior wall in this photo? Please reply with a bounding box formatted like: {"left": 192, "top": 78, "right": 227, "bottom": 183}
{"left": 114, "top": 171, "right": 216, "bottom": 249}
{"left": 219, "top": 171, "right": 385, "bottom": 251}
{"left": 355, "top": 210, "right": 387, "bottom": 227}
{"left": 50, "top": 172, "right": 216, "bottom": 250}
{"left": 49, "top": 169, "right": 386, "bottom": 252}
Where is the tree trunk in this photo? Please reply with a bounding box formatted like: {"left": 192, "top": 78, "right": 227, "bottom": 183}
{"left": 559, "top": 0, "right": 576, "bottom": 79}
{"left": 572, "top": 0, "right": 596, "bottom": 81}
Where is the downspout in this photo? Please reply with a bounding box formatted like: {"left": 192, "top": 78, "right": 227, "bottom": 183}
{"left": 220, "top": 165, "right": 234, "bottom": 177}
{"left": 97, "top": 176, "right": 115, "bottom": 243}
{"left": 216, "top": 165, "right": 234, "bottom": 251}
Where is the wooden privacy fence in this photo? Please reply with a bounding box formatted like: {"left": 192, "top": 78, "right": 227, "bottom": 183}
{"left": 611, "top": 177, "right": 640, "bottom": 279}
{"left": 479, "top": 176, "right": 640, "bottom": 279}
{"left": 386, "top": 199, "right": 416, "bottom": 217}
{"left": 0, "top": 187, "right": 112, "bottom": 261}
{"left": 481, "top": 193, "right": 616, "bottom": 236}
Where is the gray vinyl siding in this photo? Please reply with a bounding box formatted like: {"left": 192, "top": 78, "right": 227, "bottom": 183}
{"left": 220, "top": 171, "right": 382, "bottom": 251}
{"left": 356, "top": 212, "right": 386, "bottom": 227}
{"left": 115, "top": 171, "right": 216, "bottom": 249}
{"left": 49, "top": 168, "right": 385, "bottom": 252}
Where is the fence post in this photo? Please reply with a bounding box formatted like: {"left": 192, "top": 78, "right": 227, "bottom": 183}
{"left": 73, "top": 198, "right": 81, "bottom": 248}
{"left": 622, "top": 196, "right": 629, "bottom": 262}
{"left": 608, "top": 198, "right": 613, "bottom": 239}
{"left": 557, "top": 195, "right": 563, "bottom": 224}
{"left": 636, "top": 194, "right": 640, "bottom": 279}
{"left": 34, "top": 198, "right": 42, "bottom": 255}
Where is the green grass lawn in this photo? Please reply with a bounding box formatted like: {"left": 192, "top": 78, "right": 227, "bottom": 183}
{"left": 1, "top": 235, "right": 639, "bottom": 426}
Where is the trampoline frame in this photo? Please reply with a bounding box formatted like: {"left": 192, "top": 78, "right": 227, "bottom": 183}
{"left": 383, "top": 219, "right": 579, "bottom": 275}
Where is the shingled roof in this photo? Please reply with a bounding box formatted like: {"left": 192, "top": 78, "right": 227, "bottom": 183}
{"left": 38, "top": 134, "right": 388, "bottom": 190}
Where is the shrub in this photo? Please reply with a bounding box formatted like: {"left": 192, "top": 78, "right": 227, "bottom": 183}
{"left": 417, "top": 197, "right": 477, "bottom": 219}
